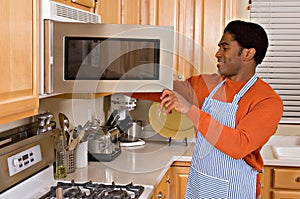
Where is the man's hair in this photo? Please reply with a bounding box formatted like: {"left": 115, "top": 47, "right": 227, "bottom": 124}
{"left": 224, "top": 20, "right": 268, "bottom": 65}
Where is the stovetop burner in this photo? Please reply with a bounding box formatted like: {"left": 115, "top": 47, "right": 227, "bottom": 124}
{"left": 39, "top": 180, "right": 144, "bottom": 199}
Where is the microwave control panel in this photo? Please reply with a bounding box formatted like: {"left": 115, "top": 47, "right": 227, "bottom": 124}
{"left": 7, "top": 145, "right": 42, "bottom": 176}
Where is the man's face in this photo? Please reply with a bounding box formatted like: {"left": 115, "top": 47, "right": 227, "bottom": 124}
{"left": 215, "top": 32, "right": 244, "bottom": 79}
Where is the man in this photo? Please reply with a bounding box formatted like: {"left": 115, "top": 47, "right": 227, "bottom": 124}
{"left": 134, "top": 20, "right": 283, "bottom": 198}
{"left": 162, "top": 20, "right": 283, "bottom": 198}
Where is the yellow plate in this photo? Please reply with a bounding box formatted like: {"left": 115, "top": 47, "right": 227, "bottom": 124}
{"left": 148, "top": 102, "right": 195, "bottom": 140}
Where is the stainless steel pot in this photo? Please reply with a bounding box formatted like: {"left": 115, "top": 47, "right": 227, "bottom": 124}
{"left": 120, "top": 120, "right": 143, "bottom": 142}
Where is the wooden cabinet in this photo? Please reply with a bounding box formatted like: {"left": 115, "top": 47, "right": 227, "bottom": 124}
{"left": 170, "top": 161, "right": 190, "bottom": 199}
{"left": 54, "top": 0, "right": 95, "bottom": 12}
{"left": 95, "top": 0, "right": 238, "bottom": 79}
{"left": 261, "top": 166, "right": 300, "bottom": 199}
{"left": 152, "top": 169, "right": 171, "bottom": 199}
{"left": 152, "top": 161, "right": 190, "bottom": 199}
{"left": 95, "top": 0, "right": 141, "bottom": 24}
{"left": 0, "top": 0, "right": 39, "bottom": 124}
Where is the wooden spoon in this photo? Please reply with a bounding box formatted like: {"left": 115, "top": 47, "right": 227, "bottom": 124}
{"left": 68, "top": 128, "right": 85, "bottom": 151}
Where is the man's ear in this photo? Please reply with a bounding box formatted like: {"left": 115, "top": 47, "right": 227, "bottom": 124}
{"left": 243, "top": 48, "right": 256, "bottom": 61}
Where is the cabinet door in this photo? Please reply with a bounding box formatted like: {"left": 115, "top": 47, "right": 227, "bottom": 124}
{"left": 170, "top": 162, "right": 190, "bottom": 199}
{"left": 70, "top": 0, "right": 95, "bottom": 8}
{"left": 273, "top": 168, "right": 300, "bottom": 190}
{"left": 152, "top": 169, "right": 171, "bottom": 199}
{"left": 54, "top": 0, "right": 95, "bottom": 11}
{"left": 95, "top": 0, "right": 121, "bottom": 24}
{"left": 272, "top": 190, "right": 300, "bottom": 199}
{"left": 146, "top": 0, "right": 239, "bottom": 79}
{"left": 0, "top": 0, "right": 39, "bottom": 124}
{"left": 96, "top": 0, "right": 141, "bottom": 24}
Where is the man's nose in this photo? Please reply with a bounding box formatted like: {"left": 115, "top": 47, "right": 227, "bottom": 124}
{"left": 215, "top": 49, "right": 221, "bottom": 58}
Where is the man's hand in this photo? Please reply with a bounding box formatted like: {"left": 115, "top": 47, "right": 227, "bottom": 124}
{"left": 160, "top": 89, "right": 192, "bottom": 114}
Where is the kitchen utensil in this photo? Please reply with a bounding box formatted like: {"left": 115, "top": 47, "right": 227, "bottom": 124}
{"left": 59, "top": 113, "right": 72, "bottom": 144}
{"left": 58, "top": 113, "right": 65, "bottom": 129}
{"left": 85, "top": 120, "right": 121, "bottom": 162}
{"left": 59, "top": 113, "right": 70, "bottom": 129}
{"left": 120, "top": 120, "right": 143, "bottom": 142}
{"left": 68, "top": 128, "right": 85, "bottom": 151}
{"left": 105, "top": 110, "right": 120, "bottom": 127}
{"left": 68, "top": 129, "right": 74, "bottom": 147}
{"left": 59, "top": 113, "right": 68, "bottom": 141}
{"left": 148, "top": 102, "right": 195, "bottom": 140}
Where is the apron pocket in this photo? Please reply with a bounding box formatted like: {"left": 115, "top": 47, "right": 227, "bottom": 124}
{"left": 187, "top": 166, "right": 229, "bottom": 199}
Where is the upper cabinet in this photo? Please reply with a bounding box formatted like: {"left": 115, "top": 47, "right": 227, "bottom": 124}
{"left": 0, "top": 0, "right": 39, "bottom": 125}
{"left": 95, "top": 0, "right": 140, "bottom": 24}
{"left": 53, "top": 0, "right": 96, "bottom": 12}
{"left": 95, "top": 0, "right": 239, "bottom": 79}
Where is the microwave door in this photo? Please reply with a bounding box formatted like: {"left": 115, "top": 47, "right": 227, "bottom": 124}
{"left": 48, "top": 21, "right": 174, "bottom": 93}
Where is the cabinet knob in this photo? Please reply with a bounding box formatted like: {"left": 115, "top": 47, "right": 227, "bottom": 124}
{"left": 177, "top": 75, "right": 183, "bottom": 80}
{"left": 156, "top": 191, "right": 164, "bottom": 198}
{"left": 296, "top": 176, "right": 300, "bottom": 182}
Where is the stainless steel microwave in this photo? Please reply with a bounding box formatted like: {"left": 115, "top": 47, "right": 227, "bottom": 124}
{"left": 43, "top": 20, "right": 174, "bottom": 94}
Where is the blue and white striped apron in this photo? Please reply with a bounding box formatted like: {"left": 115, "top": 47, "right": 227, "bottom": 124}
{"left": 185, "top": 74, "right": 258, "bottom": 199}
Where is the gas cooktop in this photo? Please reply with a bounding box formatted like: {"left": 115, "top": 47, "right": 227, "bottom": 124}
{"left": 40, "top": 180, "right": 145, "bottom": 199}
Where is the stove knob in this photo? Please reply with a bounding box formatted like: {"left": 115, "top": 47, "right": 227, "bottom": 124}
{"left": 12, "top": 158, "right": 19, "bottom": 167}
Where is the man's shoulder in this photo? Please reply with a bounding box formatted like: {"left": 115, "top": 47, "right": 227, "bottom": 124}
{"left": 253, "top": 78, "right": 282, "bottom": 99}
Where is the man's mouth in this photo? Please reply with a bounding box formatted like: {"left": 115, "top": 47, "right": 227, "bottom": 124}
{"left": 217, "top": 61, "right": 224, "bottom": 68}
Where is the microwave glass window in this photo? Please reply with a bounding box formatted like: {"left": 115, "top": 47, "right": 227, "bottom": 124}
{"left": 65, "top": 37, "right": 160, "bottom": 80}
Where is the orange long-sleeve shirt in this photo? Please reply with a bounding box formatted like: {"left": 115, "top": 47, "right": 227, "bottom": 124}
{"left": 133, "top": 74, "right": 283, "bottom": 171}
{"left": 132, "top": 74, "right": 283, "bottom": 196}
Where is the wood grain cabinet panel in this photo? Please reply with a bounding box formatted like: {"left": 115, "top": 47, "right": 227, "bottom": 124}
{"left": 170, "top": 161, "right": 190, "bottom": 199}
{"left": 261, "top": 166, "right": 300, "bottom": 199}
{"left": 71, "top": 0, "right": 95, "bottom": 8}
{"left": 151, "top": 161, "right": 190, "bottom": 199}
{"left": 54, "top": 0, "right": 95, "bottom": 11}
{"left": 273, "top": 168, "right": 300, "bottom": 190}
{"left": 272, "top": 190, "right": 300, "bottom": 199}
{"left": 95, "top": 0, "right": 239, "bottom": 79}
{"left": 151, "top": 169, "right": 170, "bottom": 199}
{"left": 0, "top": 0, "right": 39, "bottom": 124}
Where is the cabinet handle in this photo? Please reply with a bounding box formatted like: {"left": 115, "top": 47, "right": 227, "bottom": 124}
{"left": 296, "top": 177, "right": 300, "bottom": 182}
{"left": 156, "top": 191, "right": 164, "bottom": 198}
{"left": 166, "top": 178, "right": 171, "bottom": 184}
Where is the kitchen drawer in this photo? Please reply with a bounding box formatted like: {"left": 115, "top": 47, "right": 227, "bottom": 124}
{"left": 71, "top": 0, "right": 95, "bottom": 8}
{"left": 273, "top": 168, "right": 300, "bottom": 189}
{"left": 272, "top": 190, "right": 300, "bottom": 199}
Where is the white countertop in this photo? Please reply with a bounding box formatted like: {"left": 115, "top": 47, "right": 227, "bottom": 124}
{"left": 1, "top": 134, "right": 298, "bottom": 199}
{"left": 64, "top": 135, "right": 300, "bottom": 198}
{"left": 66, "top": 140, "right": 195, "bottom": 184}
{"left": 63, "top": 139, "right": 195, "bottom": 198}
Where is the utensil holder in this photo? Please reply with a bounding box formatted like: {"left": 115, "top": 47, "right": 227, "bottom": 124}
{"left": 75, "top": 141, "right": 88, "bottom": 168}
{"left": 66, "top": 150, "right": 75, "bottom": 173}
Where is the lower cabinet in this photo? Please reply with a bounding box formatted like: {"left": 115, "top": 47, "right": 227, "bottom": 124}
{"left": 169, "top": 161, "right": 190, "bottom": 199}
{"left": 152, "top": 163, "right": 300, "bottom": 199}
{"left": 261, "top": 166, "right": 300, "bottom": 199}
{"left": 151, "top": 161, "right": 190, "bottom": 199}
{"left": 151, "top": 169, "right": 171, "bottom": 199}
